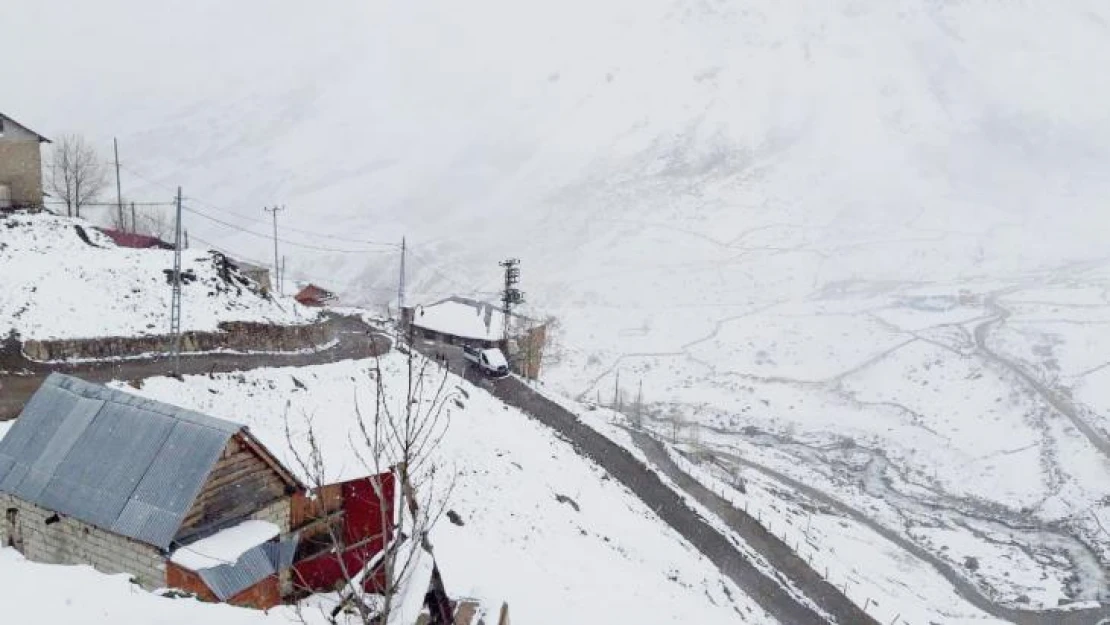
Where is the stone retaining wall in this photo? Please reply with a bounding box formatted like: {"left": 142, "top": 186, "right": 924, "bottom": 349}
{"left": 21, "top": 321, "right": 333, "bottom": 363}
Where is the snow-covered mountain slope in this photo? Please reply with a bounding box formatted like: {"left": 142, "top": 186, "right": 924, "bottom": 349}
{"left": 0, "top": 211, "right": 314, "bottom": 340}
{"left": 6, "top": 1, "right": 1110, "bottom": 299}
{"left": 112, "top": 354, "right": 769, "bottom": 625}
{"left": 5, "top": 0, "right": 1110, "bottom": 615}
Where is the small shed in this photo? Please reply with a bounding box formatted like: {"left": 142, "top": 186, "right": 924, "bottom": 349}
{"left": 295, "top": 284, "right": 337, "bottom": 307}
{"left": 0, "top": 374, "right": 399, "bottom": 610}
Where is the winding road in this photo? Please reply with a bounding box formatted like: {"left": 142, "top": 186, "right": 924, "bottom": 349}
{"left": 427, "top": 341, "right": 875, "bottom": 625}
{"left": 0, "top": 315, "right": 391, "bottom": 421}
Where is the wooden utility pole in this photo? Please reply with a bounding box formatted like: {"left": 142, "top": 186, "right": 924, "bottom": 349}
{"left": 635, "top": 379, "right": 643, "bottom": 429}
{"left": 263, "top": 205, "right": 284, "bottom": 296}
{"left": 113, "top": 138, "right": 124, "bottom": 229}
{"left": 614, "top": 369, "right": 621, "bottom": 412}
{"left": 130, "top": 201, "right": 136, "bottom": 233}
{"left": 397, "top": 237, "right": 406, "bottom": 345}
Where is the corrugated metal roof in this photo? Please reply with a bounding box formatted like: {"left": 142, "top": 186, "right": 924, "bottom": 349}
{"left": 0, "top": 373, "right": 243, "bottom": 549}
{"left": 193, "top": 535, "right": 299, "bottom": 601}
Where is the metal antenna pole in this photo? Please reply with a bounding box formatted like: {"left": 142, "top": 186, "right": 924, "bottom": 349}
{"left": 499, "top": 258, "right": 522, "bottom": 350}
{"left": 264, "top": 205, "right": 284, "bottom": 296}
{"left": 170, "top": 187, "right": 183, "bottom": 376}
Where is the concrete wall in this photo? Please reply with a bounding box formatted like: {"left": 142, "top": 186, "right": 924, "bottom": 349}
{"left": 0, "top": 140, "right": 44, "bottom": 207}
{"left": 22, "top": 320, "right": 333, "bottom": 362}
{"left": 0, "top": 494, "right": 165, "bottom": 588}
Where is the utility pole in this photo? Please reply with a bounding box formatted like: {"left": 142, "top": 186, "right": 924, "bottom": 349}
{"left": 169, "top": 187, "right": 183, "bottom": 377}
{"left": 499, "top": 258, "right": 523, "bottom": 350}
{"left": 264, "top": 205, "right": 284, "bottom": 296}
{"left": 614, "top": 369, "right": 621, "bottom": 412}
{"left": 635, "top": 379, "right": 643, "bottom": 429}
{"left": 397, "top": 237, "right": 407, "bottom": 344}
{"left": 130, "top": 201, "right": 136, "bottom": 234}
{"left": 113, "top": 138, "right": 124, "bottom": 230}
{"left": 184, "top": 230, "right": 189, "bottom": 249}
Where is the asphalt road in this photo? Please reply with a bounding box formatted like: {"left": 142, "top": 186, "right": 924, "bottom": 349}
{"left": 422, "top": 340, "right": 870, "bottom": 625}
{"left": 0, "top": 315, "right": 391, "bottom": 421}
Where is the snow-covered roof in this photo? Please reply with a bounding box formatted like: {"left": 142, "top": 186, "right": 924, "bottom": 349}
{"left": 171, "top": 520, "right": 297, "bottom": 601}
{"left": 411, "top": 297, "right": 505, "bottom": 342}
{"left": 0, "top": 374, "right": 242, "bottom": 549}
{"left": 171, "top": 520, "right": 280, "bottom": 571}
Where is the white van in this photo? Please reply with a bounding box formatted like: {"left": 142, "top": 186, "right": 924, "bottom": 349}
{"left": 462, "top": 345, "right": 510, "bottom": 378}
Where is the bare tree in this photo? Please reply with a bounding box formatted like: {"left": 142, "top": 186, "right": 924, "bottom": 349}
{"left": 509, "top": 314, "right": 556, "bottom": 382}
{"left": 287, "top": 350, "right": 458, "bottom": 624}
{"left": 108, "top": 202, "right": 171, "bottom": 238}
{"left": 46, "top": 134, "right": 107, "bottom": 218}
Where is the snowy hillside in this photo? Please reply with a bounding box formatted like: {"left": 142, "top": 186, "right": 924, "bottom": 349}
{"left": 0, "top": 211, "right": 314, "bottom": 341}
{"left": 108, "top": 354, "right": 768, "bottom": 625}
{"left": 5, "top": 0, "right": 1110, "bottom": 618}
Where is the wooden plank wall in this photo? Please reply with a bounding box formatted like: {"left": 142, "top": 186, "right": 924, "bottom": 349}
{"left": 176, "top": 434, "right": 289, "bottom": 539}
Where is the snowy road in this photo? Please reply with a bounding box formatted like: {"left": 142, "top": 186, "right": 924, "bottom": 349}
{"left": 423, "top": 341, "right": 870, "bottom": 624}
{"left": 0, "top": 315, "right": 390, "bottom": 420}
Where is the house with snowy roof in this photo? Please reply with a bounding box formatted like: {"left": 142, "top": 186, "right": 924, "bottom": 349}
{"left": 0, "top": 112, "right": 50, "bottom": 210}
{"left": 405, "top": 297, "right": 549, "bottom": 379}
{"left": 0, "top": 374, "right": 398, "bottom": 609}
{"left": 405, "top": 297, "right": 507, "bottom": 347}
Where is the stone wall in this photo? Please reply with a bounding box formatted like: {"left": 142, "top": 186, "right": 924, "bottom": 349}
{"left": 22, "top": 320, "right": 333, "bottom": 363}
{"left": 0, "top": 140, "right": 44, "bottom": 207}
{"left": 249, "top": 497, "right": 292, "bottom": 534}
{"left": 0, "top": 494, "right": 166, "bottom": 588}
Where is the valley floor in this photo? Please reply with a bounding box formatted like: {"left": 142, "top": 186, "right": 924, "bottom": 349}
{"left": 542, "top": 259, "right": 1110, "bottom": 623}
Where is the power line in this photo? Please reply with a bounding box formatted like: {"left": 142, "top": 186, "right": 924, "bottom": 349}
{"left": 189, "top": 233, "right": 498, "bottom": 300}
{"left": 117, "top": 162, "right": 400, "bottom": 247}
{"left": 43, "top": 200, "right": 175, "bottom": 207}
{"left": 181, "top": 203, "right": 397, "bottom": 254}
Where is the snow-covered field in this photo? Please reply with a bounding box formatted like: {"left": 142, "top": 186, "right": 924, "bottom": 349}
{"left": 0, "top": 211, "right": 314, "bottom": 340}
{"left": 543, "top": 276, "right": 1110, "bottom": 613}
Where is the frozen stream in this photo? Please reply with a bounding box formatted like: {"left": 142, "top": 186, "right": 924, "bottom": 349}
{"left": 663, "top": 419, "right": 1110, "bottom": 618}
